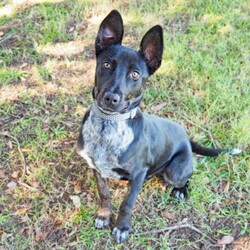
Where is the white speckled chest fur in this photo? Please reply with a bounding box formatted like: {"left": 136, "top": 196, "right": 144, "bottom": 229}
{"left": 78, "top": 108, "right": 134, "bottom": 179}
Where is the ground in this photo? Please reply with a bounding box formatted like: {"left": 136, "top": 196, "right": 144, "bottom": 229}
{"left": 0, "top": 0, "right": 249, "bottom": 249}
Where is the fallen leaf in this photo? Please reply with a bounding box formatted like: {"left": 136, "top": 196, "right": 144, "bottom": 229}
{"left": 164, "top": 111, "right": 173, "bottom": 117}
{"left": 35, "top": 231, "right": 46, "bottom": 243}
{"left": 77, "top": 24, "right": 87, "bottom": 32}
{"left": 30, "top": 181, "right": 39, "bottom": 188}
{"left": 162, "top": 211, "right": 177, "bottom": 221}
{"left": 117, "top": 180, "right": 128, "bottom": 187}
{"left": 209, "top": 210, "right": 217, "bottom": 215}
{"left": 70, "top": 195, "right": 81, "bottom": 208}
{"left": 224, "top": 198, "right": 234, "bottom": 206}
{"left": 194, "top": 91, "right": 206, "bottom": 99}
{"left": 7, "top": 140, "right": 13, "bottom": 149}
{"left": 74, "top": 182, "right": 81, "bottom": 194}
{"left": 14, "top": 205, "right": 32, "bottom": 215}
{"left": 86, "top": 194, "right": 93, "bottom": 201}
{"left": 203, "top": 176, "right": 210, "bottom": 184}
{"left": 7, "top": 181, "right": 17, "bottom": 189}
{"left": 64, "top": 105, "right": 68, "bottom": 112}
{"left": 69, "top": 26, "right": 75, "bottom": 32}
{"left": 140, "top": 102, "right": 146, "bottom": 109}
{"left": 0, "top": 170, "right": 6, "bottom": 178}
{"left": 217, "top": 235, "right": 234, "bottom": 245}
{"left": 19, "top": 227, "right": 25, "bottom": 236}
{"left": 5, "top": 189, "right": 13, "bottom": 194}
{"left": 27, "top": 226, "right": 34, "bottom": 235}
{"left": 76, "top": 189, "right": 84, "bottom": 196}
{"left": 11, "top": 171, "right": 20, "bottom": 179}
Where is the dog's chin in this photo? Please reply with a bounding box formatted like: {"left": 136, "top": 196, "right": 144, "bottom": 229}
{"left": 96, "top": 102, "right": 129, "bottom": 114}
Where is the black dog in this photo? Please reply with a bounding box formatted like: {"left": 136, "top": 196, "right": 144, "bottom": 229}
{"left": 77, "top": 10, "right": 240, "bottom": 243}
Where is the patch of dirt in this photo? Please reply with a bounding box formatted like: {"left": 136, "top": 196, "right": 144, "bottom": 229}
{"left": 40, "top": 40, "right": 91, "bottom": 57}
{"left": 0, "top": 56, "right": 95, "bottom": 103}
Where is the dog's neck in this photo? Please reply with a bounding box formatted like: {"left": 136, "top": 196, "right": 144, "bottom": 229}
{"left": 92, "top": 102, "right": 137, "bottom": 121}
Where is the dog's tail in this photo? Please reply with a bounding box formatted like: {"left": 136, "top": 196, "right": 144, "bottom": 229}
{"left": 190, "top": 141, "right": 242, "bottom": 157}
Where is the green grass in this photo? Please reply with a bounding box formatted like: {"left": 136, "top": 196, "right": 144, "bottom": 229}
{"left": 0, "top": 0, "right": 249, "bottom": 249}
{"left": 37, "top": 66, "right": 53, "bottom": 80}
{"left": 0, "top": 67, "right": 28, "bottom": 85}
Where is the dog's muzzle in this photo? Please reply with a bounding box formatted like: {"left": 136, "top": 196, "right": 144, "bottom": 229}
{"left": 95, "top": 88, "right": 143, "bottom": 115}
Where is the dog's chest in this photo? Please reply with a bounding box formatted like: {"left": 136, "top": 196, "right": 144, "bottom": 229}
{"left": 78, "top": 111, "right": 134, "bottom": 179}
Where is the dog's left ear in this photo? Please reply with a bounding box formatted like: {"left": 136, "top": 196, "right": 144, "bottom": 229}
{"left": 139, "top": 25, "right": 163, "bottom": 75}
{"left": 95, "top": 10, "right": 124, "bottom": 55}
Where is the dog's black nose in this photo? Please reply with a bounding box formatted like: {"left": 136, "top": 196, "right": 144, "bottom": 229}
{"left": 104, "top": 92, "right": 121, "bottom": 107}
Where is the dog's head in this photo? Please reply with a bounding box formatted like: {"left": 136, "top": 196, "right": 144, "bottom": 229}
{"left": 93, "top": 10, "right": 163, "bottom": 113}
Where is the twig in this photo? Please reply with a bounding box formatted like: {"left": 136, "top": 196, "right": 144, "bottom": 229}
{"left": 180, "top": 114, "right": 219, "bottom": 148}
{"left": 0, "top": 132, "right": 27, "bottom": 182}
{"left": 134, "top": 222, "right": 216, "bottom": 244}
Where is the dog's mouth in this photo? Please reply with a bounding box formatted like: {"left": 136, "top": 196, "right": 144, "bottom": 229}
{"left": 95, "top": 93, "right": 143, "bottom": 115}
{"left": 93, "top": 86, "right": 143, "bottom": 114}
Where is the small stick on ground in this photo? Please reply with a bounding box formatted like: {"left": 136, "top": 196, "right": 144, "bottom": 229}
{"left": 0, "top": 132, "right": 27, "bottom": 182}
{"left": 134, "top": 221, "right": 216, "bottom": 244}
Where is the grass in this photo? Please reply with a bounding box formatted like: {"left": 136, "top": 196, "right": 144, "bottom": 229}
{"left": 0, "top": 0, "right": 249, "bottom": 249}
{"left": 37, "top": 66, "right": 53, "bottom": 80}
{"left": 0, "top": 67, "right": 28, "bottom": 85}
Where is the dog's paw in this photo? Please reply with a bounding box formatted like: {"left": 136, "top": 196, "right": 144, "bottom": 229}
{"left": 172, "top": 186, "right": 187, "bottom": 200}
{"left": 95, "top": 216, "right": 110, "bottom": 229}
{"left": 112, "top": 226, "right": 130, "bottom": 244}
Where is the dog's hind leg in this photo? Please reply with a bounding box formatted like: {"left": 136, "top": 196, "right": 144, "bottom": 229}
{"left": 93, "top": 170, "right": 112, "bottom": 229}
{"left": 164, "top": 150, "right": 193, "bottom": 200}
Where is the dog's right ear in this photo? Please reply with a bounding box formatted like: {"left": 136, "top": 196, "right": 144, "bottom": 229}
{"left": 95, "top": 10, "right": 124, "bottom": 55}
{"left": 139, "top": 25, "right": 163, "bottom": 75}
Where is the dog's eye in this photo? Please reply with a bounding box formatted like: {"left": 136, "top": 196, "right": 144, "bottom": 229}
{"left": 131, "top": 71, "right": 140, "bottom": 79}
{"left": 103, "top": 62, "right": 111, "bottom": 70}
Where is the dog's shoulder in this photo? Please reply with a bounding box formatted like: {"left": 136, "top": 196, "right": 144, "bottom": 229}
{"left": 141, "top": 112, "right": 190, "bottom": 159}
{"left": 144, "top": 113, "right": 187, "bottom": 136}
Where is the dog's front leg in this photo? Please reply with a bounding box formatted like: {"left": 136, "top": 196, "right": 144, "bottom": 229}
{"left": 93, "top": 170, "right": 112, "bottom": 229}
{"left": 112, "top": 169, "right": 147, "bottom": 243}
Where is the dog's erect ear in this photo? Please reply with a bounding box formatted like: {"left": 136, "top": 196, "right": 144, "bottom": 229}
{"left": 139, "top": 25, "right": 163, "bottom": 75}
{"left": 95, "top": 10, "right": 124, "bottom": 55}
